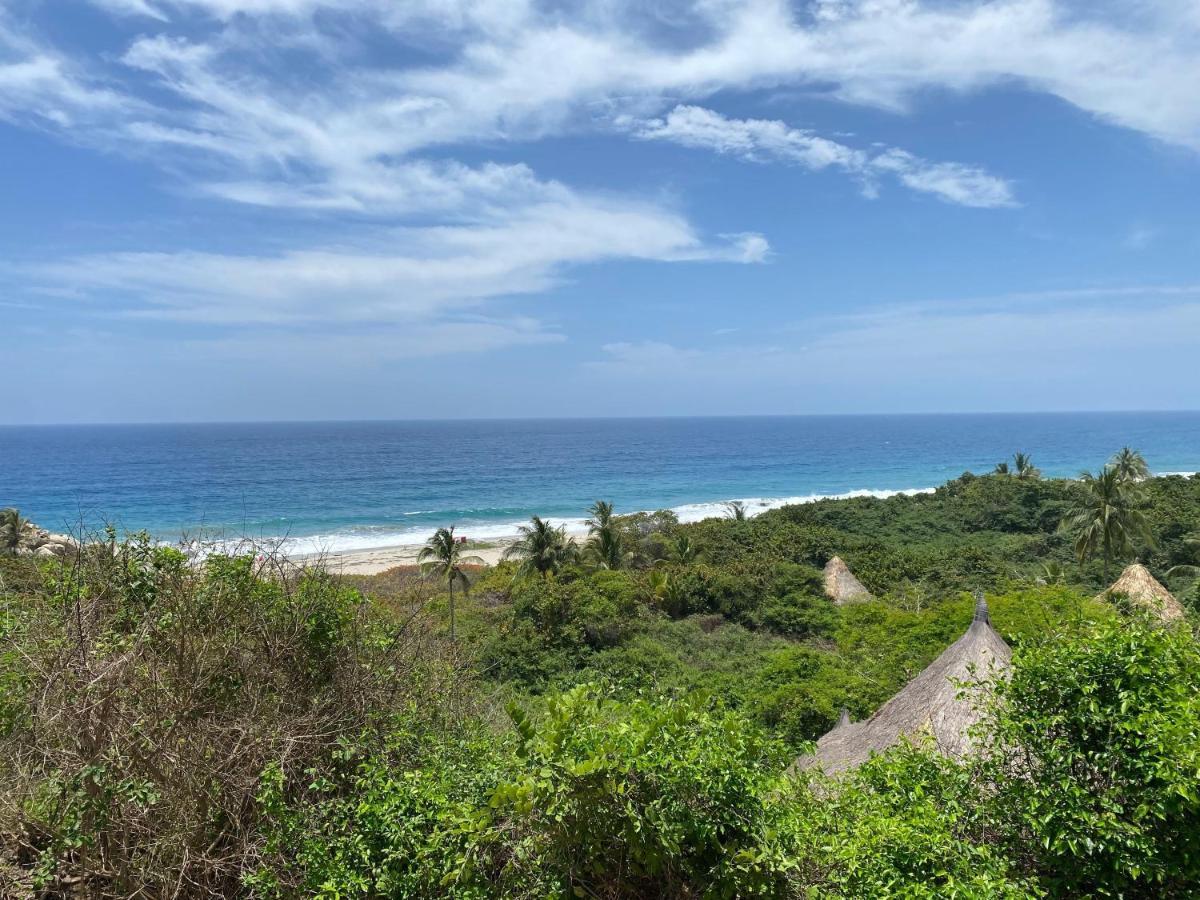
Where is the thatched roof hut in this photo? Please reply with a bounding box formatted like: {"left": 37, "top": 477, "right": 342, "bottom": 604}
{"left": 823, "top": 556, "right": 872, "bottom": 605}
{"left": 796, "top": 595, "right": 1011, "bottom": 775}
{"left": 1096, "top": 563, "right": 1185, "bottom": 623}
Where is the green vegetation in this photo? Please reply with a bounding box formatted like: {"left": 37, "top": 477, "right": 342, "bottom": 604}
{"left": 995, "top": 452, "right": 1040, "bottom": 479}
{"left": 1062, "top": 465, "right": 1154, "bottom": 581}
{"left": 0, "top": 507, "right": 26, "bottom": 555}
{"left": 419, "top": 526, "right": 484, "bottom": 641}
{"left": 2, "top": 461, "right": 1199, "bottom": 897}
{"left": 503, "top": 515, "right": 579, "bottom": 579}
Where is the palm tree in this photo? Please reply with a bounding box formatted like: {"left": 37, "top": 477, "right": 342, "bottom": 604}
{"left": 418, "top": 526, "right": 483, "bottom": 642}
{"left": 503, "top": 515, "right": 577, "bottom": 580}
{"left": 1060, "top": 466, "right": 1155, "bottom": 582}
{"left": 1013, "top": 452, "right": 1041, "bottom": 479}
{"left": 1111, "top": 447, "right": 1150, "bottom": 483}
{"left": 666, "top": 533, "right": 702, "bottom": 565}
{"left": 724, "top": 500, "right": 747, "bottom": 521}
{"left": 0, "top": 507, "right": 27, "bottom": 555}
{"left": 994, "top": 454, "right": 1039, "bottom": 478}
{"left": 585, "top": 500, "right": 626, "bottom": 570}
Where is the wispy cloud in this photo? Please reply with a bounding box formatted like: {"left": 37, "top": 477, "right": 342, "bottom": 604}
{"left": 585, "top": 286, "right": 1200, "bottom": 411}
{"left": 11, "top": 0, "right": 1200, "bottom": 201}
{"left": 3, "top": 0, "right": 1199, "bottom": 373}
{"left": 0, "top": 11, "right": 136, "bottom": 128}
{"left": 631, "top": 105, "right": 1017, "bottom": 208}
{"left": 15, "top": 197, "right": 762, "bottom": 326}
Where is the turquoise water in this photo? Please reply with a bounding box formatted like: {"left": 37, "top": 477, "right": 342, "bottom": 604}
{"left": 2, "top": 413, "right": 1197, "bottom": 552}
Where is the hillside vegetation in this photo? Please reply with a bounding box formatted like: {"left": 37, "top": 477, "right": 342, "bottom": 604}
{"left": 2, "top": 468, "right": 1199, "bottom": 897}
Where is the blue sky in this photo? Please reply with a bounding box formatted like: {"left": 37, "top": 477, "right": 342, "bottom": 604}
{"left": 2, "top": 0, "right": 1198, "bottom": 423}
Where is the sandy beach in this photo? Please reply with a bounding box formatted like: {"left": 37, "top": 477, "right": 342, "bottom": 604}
{"left": 298, "top": 538, "right": 517, "bottom": 575}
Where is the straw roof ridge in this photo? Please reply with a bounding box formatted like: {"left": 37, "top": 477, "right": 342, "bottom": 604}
{"left": 823, "top": 555, "right": 873, "bottom": 605}
{"left": 1096, "top": 562, "right": 1185, "bottom": 623}
{"left": 797, "top": 593, "right": 1011, "bottom": 775}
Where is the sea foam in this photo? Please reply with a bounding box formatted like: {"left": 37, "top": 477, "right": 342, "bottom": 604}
{"left": 274, "top": 486, "right": 936, "bottom": 558}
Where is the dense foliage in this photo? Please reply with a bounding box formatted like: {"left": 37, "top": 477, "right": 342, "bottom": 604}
{"left": 1, "top": 468, "right": 1198, "bottom": 897}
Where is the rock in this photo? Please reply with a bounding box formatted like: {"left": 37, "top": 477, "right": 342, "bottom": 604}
{"left": 823, "top": 556, "right": 874, "bottom": 605}
{"left": 8, "top": 519, "right": 78, "bottom": 556}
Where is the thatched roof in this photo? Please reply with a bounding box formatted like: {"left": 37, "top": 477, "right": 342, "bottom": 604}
{"left": 796, "top": 595, "right": 1011, "bottom": 775}
{"left": 823, "top": 556, "right": 872, "bottom": 605}
{"left": 1096, "top": 563, "right": 1185, "bottom": 623}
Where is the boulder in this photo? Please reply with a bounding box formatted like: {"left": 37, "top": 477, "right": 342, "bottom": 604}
{"left": 823, "top": 556, "right": 873, "bottom": 605}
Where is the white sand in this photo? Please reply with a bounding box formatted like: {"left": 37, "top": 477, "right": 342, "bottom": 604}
{"left": 297, "top": 538, "right": 515, "bottom": 575}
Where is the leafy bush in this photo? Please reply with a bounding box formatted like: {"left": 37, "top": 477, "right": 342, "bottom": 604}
{"left": 780, "top": 748, "right": 1040, "bottom": 899}
{"left": 988, "top": 617, "right": 1200, "bottom": 897}
{"left": 472, "top": 686, "right": 791, "bottom": 898}
{"left": 251, "top": 721, "right": 502, "bottom": 899}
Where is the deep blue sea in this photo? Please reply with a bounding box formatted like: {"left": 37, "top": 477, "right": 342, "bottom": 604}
{"left": 2, "top": 413, "right": 1198, "bottom": 553}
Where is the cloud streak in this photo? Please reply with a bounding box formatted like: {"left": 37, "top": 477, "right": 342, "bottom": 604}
{"left": 15, "top": 197, "right": 763, "bottom": 325}
{"left": 2, "top": 0, "right": 1198, "bottom": 380}
{"left": 632, "top": 105, "right": 1017, "bottom": 208}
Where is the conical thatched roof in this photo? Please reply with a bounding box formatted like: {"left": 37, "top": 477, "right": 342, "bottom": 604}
{"left": 1096, "top": 563, "right": 1185, "bottom": 623}
{"left": 823, "top": 556, "right": 872, "bottom": 605}
{"left": 796, "top": 595, "right": 1011, "bottom": 775}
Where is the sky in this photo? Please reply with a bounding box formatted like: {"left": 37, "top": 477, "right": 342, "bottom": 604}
{"left": 2, "top": 0, "right": 1198, "bottom": 424}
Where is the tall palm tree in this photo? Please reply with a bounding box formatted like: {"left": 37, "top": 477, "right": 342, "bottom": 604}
{"left": 1111, "top": 446, "right": 1150, "bottom": 483}
{"left": 1060, "top": 466, "right": 1155, "bottom": 582}
{"left": 724, "top": 500, "right": 747, "bottom": 521}
{"left": 418, "top": 526, "right": 483, "bottom": 642}
{"left": 503, "top": 515, "right": 577, "bottom": 580}
{"left": 0, "top": 507, "right": 27, "bottom": 555}
{"left": 585, "top": 500, "right": 626, "bottom": 570}
{"left": 1012, "top": 452, "right": 1041, "bottom": 479}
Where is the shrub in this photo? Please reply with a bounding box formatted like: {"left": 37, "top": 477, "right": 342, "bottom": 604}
{"left": 0, "top": 545, "right": 466, "bottom": 896}
{"left": 250, "top": 722, "right": 502, "bottom": 899}
{"left": 470, "top": 685, "right": 792, "bottom": 898}
{"left": 988, "top": 617, "right": 1200, "bottom": 898}
{"left": 780, "top": 747, "right": 1040, "bottom": 899}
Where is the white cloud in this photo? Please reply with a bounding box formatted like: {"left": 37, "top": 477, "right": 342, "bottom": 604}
{"left": 0, "top": 13, "right": 135, "bottom": 127}
{"left": 631, "top": 104, "right": 866, "bottom": 170}
{"left": 7, "top": 0, "right": 1191, "bottom": 222}
{"left": 377, "top": 0, "right": 1200, "bottom": 150}
{"left": 3, "top": 0, "right": 1198, "bottom": 376}
{"left": 633, "top": 105, "right": 1017, "bottom": 207}
{"left": 17, "top": 196, "right": 759, "bottom": 325}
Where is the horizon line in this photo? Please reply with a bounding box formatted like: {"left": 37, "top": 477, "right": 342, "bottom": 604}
{"left": 3, "top": 408, "right": 1200, "bottom": 429}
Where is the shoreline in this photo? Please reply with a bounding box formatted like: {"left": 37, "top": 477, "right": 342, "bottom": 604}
{"left": 275, "top": 486, "right": 943, "bottom": 574}
{"left": 238, "top": 474, "right": 1200, "bottom": 576}
{"left": 301, "top": 537, "right": 518, "bottom": 575}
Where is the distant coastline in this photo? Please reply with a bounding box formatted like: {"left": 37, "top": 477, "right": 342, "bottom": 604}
{"left": 5, "top": 413, "right": 1199, "bottom": 562}
{"left": 289, "top": 487, "right": 937, "bottom": 575}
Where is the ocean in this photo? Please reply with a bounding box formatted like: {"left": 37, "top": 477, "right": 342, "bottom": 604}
{"left": 2, "top": 413, "right": 1198, "bottom": 553}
